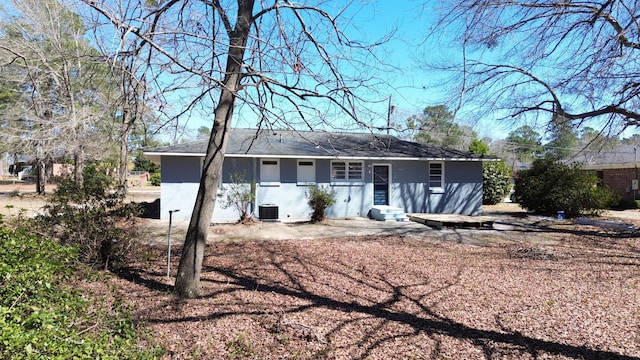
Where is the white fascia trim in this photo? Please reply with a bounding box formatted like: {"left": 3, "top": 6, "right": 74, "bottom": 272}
{"left": 143, "top": 151, "right": 493, "bottom": 162}
{"left": 143, "top": 152, "right": 206, "bottom": 157}
{"left": 226, "top": 154, "right": 489, "bottom": 161}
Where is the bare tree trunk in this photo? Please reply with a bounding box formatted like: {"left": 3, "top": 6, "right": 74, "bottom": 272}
{"left": 118, "top": 110, "right": 134, "bottom": 193}
{"left": 118, "top": 137, "right": 129, "bottom": 190}
{"left": 174, "top": 123, "right": 229, "bottom": 297}
{"left": 74, "top": 146, "right": 84, "bottom": 185}
{"left": 35, "top": 157, "right": 45, "bottom": 194}
{"left": 174, "top": 0, "right": 254, "bottom": 298}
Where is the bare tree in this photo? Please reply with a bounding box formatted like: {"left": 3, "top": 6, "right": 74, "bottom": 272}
{"left": 0, "top": 0, "right": 120, "bottom": 190}
{"left": 88, "top": 25, "right": 149, "bottom": 191}
{"left": 84, "top": 0, "right": 390, "bottom": 297}
{"left": 84, "top": 6, "right": 177, "bottom": 191}
{"left": 106, "top": 54, "right": 147, "bottom": 191}
{"left": 428, "top": 0, "right": 640, "bottom": 135}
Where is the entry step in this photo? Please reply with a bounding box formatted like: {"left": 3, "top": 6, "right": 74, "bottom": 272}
{"left": 370, "top": 205, "right": 408, "bottom": 221}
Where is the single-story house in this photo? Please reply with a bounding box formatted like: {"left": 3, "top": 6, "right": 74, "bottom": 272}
{"left": 573, "top": 144, "right": 640, "bottom": 202}
{"left": 5, "top": 154, "right": 33, "bottom": 177}
{"left": 144, "top": 129, "right": 492, "bottom": 222}
{"left": 3, "top": 153, "right": 73, "bottom": 179}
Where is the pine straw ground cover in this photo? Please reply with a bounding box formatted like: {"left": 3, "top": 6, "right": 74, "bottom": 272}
{"left": 103, "top": 224, "right": 640, "bottom": 359}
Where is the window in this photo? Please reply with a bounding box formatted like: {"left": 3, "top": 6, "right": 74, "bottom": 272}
{"left": 429, "top": 162, "right": 444, "bottom": 191}
{"left": 297, "top": 160, "right": 316, "bottom": 184}
{"left": 331, "top": 161, "right": 363, "bottom": 182}
{"left": 260, "top": 159, "right": 280, "bottom": 184}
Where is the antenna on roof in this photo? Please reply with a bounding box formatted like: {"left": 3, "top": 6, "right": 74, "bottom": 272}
{"left": 387, "top": 95, "right": 395, "bottom": 135}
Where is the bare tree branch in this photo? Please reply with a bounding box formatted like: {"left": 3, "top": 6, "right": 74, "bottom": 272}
{"left": 427, "top": 0, "right": 640, "bottom": 134}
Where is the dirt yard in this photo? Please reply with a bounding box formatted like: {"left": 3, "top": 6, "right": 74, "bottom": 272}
{"left": 119, "top": 208, "right": 640, "bottom": 359}
{"left": 2, "top": 185, "right": 640, "bottom": 359}
{"left": 110, "top": 227, "right": 639, "bottom": 359}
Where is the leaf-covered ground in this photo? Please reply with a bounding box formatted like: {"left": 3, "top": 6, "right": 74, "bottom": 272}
{"left": 102, "top": 221, "right": 640, "bottom": 360}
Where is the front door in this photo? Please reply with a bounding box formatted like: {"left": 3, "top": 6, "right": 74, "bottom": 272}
{"left": 373, "top": 165, "right": 390, "bottom": 206}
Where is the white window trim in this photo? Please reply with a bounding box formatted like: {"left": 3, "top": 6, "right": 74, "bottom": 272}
{"left": 331, "top": 160, "right": 364, "bottom": 183}
{"left": 429, "top": 161, "right": 445, "bottom": 193}
{"left": 373, "top": 163, "right": 392, "bottom": 205}
{"left": 297, "top": 159, "right": 316, "bottom": 185}
{"left": 260, "top": 158, "right": 280, "bottom": 186}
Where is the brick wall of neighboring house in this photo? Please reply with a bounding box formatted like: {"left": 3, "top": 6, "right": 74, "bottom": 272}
{"left": 602, "top": 168, "right": 639, "bottom": 201}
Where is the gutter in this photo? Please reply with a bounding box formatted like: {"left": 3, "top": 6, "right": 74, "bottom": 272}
{"left": 143, "top": 151, "right": 496, "bottom": 162}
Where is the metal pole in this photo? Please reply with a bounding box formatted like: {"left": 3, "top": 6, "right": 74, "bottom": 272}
{"left": 386, "top": 95, "right": 392, "bottom": 135}
{"left": 167, "top": 209, "right": 180, "bottom": 279}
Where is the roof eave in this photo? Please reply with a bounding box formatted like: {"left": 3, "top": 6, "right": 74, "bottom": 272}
{"left": 582, "top": 163, "right": 638, "bottom": 170}
{"left": 143, "top": 151, "right": 490, "bottom": 162}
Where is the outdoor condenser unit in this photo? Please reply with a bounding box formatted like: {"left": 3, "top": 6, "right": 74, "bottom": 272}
{"left": 258, "top": 204, "right": 279, "bottom": 220}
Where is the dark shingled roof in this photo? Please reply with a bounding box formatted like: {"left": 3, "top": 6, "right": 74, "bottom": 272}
{"left": 145, "top": 128, "right": 487, "bottom": 160}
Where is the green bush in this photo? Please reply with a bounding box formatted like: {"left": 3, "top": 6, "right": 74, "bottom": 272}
{"left": 613, "top": 198, "right": 640, "bottom": 210}
{"left": 149, "top": 172, "right": 161, "bottom": 186}
{"left": 515, "top": 158, "right": 619, "bottom": 218}
{"left": 307, "top": 185, "right": 336, "bottom": 223}
{"left": 37, "top": 163, "right": 139, "bottom": 269}
{"left": 133, "top": 151, "right": 160, "bottom": 173}
{"left": 482, "top": 160, "right": 512, "bottom": 205}
{"left": 0, "top": 228, "right": 158, "bottom": 358}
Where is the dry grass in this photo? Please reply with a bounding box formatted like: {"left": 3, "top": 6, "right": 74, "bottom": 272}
{"left": 1, "top": 188, "right": 637, "bottom": 359}
{"left": 99, "top": 223, "right": 640, "bottom": 359}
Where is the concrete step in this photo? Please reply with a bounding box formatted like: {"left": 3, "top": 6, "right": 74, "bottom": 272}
{"left": 370, "top": 205, "right": 408, "bottom": 221}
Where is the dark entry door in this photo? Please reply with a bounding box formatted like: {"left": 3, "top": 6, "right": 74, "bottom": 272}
{"left": 373, "top": 165, "right": 389, "bottom": 206}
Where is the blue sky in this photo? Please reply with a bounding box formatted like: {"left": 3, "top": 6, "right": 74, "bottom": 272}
{"left": 179, "top": 2, "right": 463, "bottom": 136}
{"left": 177, "top": 1, "right": 510, "bottom": 141}
{"left": 341, "top": 0, "right": 515, "bottom": 139}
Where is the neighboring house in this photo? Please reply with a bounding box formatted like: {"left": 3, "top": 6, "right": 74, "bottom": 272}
{"left": 5, "top": 153, "right": 73, "bottom": 180}
{"left": 573, "top": 144, "right": 640, "bottom": 202}
{"left": 6, "top": 154, "right": 34, "bottom": 176}
{"left": 144, "top": 129, "right": 492, "bottom": 222}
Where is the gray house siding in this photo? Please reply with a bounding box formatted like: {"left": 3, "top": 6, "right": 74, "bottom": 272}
{"left": 280, "top": 158, "right": 297, "bottom": 183}
{"left": 162, "top": 156, "right": 201, "bottom": 183}
{"left": 161, "top": 156, "right": 256, "bottom": 222}
{"left": 391, "top": 160, "right": 482, "bottom": 216}
{"left": 159, "top": 155, "right": 483, "bottom": 221}
{"left": 316, "top": 160, "right": 331, "bottom": 183}
{"left": 392, "top": 160, "right": 429, "bottom": 213}
{"left": 149, "top": 129, "right": 489, "bottom": 221}
{"left": 429, "top": 161, "right": 482, "bottom": 215}
{"left": 160, "top": 156, "right": 199, "bottom": 222}
{"left": 256, "top": 184, "right": 309, "bottom": 220}
{"left": 255, "top": 158, "right": 371, "bottom": 220}
{"left": 222, "top": 158, "right": 254, "bottom": 181}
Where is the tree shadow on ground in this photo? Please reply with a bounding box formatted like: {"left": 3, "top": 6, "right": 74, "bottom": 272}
{"left": 114, "top": 266, "right": 173, "bottom": 293}
{"left": 120, "top": 221, "right": 640, "bottom": 359}
{"left": 130, "top": 236, "right": 639, "bottom": 360}
{"left": 200, "top": 266, "right": 637, "bottom": 360}
{"left": 132, "top": 198, "right": 160, "bottom": 219}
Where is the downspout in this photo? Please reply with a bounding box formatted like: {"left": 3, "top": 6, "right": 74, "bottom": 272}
{"left": 252, "top": 158, "right": 257, "bottom": 217}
